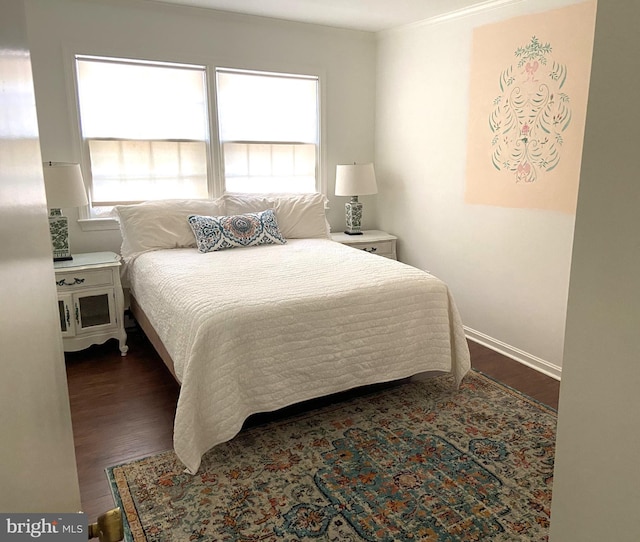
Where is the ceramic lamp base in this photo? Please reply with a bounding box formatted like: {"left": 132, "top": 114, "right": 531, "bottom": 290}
{"left": 49, "top": 209, "right": 72, "bottom": 261}
{"left": 344, "top": 196, "right": 364, "bottom": 235}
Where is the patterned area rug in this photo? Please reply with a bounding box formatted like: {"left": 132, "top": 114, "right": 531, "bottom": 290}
{"left": 107, "top": 370, "right": 556, "bottom": 541}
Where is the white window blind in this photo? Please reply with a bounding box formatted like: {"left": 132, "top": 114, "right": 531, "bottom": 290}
{"left": 76, "top": 57, "right": 209, "bottom": 206}
{"left": 216, "top": 69, "right": 319, "bottom": 194}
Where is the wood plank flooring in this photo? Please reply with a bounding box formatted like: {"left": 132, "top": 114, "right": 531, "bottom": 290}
{"left": 65, "top": 328, "right": 560, "bottom": 520}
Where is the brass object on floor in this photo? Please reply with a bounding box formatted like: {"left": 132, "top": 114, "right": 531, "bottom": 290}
{"left": 88, "top": 507, "right": 123, "bottom": 542}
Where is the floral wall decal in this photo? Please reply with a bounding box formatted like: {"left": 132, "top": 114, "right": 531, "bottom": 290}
{"left": 464, "top": 2, "right": 596, "bottom": 214}
{"left": 490, "top": 36, "right": 571, "bottom": 183}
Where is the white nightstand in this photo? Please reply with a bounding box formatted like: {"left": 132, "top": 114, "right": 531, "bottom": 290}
{"left": 54, "top": 251, "right": 128, "bottom": 356}
{"left": 331, "top": 230, "right": 398, "bottom": 260}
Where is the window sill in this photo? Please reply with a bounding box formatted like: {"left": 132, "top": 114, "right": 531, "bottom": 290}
{"left": 78, "top": 218, "right": 120, "bottom": 232}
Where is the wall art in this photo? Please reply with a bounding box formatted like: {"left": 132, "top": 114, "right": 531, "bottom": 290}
{"left": 464, "top": 1, "right": 596, "bottom": 214}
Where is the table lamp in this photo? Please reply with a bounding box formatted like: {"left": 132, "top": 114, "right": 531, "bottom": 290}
{"left": 335, "top": 163, "right": 377, "bottom": 235}
{"left": 43, "top": 162, "right": 88, "bottom": 261}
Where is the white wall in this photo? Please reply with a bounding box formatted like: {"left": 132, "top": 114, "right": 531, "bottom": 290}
{"left": 0, "top": 0, "right": 81, "bottom": 512}
{"left": 375, "top": 0, "right": 593, "bottom": 376}
{"left": 24, "top": 0, "right": 377, "bottom": 252}
{"left": 550, "top": 1, "right": 640, "bottom": 539}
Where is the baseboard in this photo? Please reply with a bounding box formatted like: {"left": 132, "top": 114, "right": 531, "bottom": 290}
{"left": 464, "top": 326, "right": 562, "bottom": 381}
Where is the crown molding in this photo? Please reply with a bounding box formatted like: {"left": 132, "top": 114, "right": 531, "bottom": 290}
{"left": 377, "top": 0, "right": 526, "bottom": 37}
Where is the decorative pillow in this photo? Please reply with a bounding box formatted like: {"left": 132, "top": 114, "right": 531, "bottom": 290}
{"left": 188, "top": 209, "right": 287, "bottom": 253}
{"left": 224, "top": 193, "right": 330, "bottom": 239}
{"left": 114, "top": 199, "right": 225, "bottom": 260}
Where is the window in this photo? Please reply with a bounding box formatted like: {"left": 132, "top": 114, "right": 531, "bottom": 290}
{"left": 74, "top": 57, "right": 321, "bottom": 217}
{"left": 216, "top": 69, "right": 319, "bottom": 194}
{"left": 75, "top": 56, "right": 209, "bottom": 214}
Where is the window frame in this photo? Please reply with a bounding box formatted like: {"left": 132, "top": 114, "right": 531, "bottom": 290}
{"left": 66, "top": 52, "right": 325, "bottom": 231}
{"left": 74, "top": 55, "right": 212, "bottom": 217}
{"left": 215, "top": 67, "right": 320, "bottom": 195}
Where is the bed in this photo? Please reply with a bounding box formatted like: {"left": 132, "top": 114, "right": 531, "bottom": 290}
{"left": 116, "top": 194, "right": 471, "bottom": 474}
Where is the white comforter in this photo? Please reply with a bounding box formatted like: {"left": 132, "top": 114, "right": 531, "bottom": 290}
{"left": 128, "top": 239, "right": 470, "bottom": 473}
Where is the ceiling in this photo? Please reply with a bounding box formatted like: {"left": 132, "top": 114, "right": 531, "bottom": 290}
{"left": 145, "top": 0, "right": 491, "bottom": 32}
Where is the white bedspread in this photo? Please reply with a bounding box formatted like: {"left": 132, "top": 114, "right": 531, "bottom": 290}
{"left": 128, "top": 239, "right": 470, "bottom": 473}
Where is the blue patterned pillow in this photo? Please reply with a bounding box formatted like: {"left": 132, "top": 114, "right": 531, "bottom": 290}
{"left": 188, "top": 209, "right": 287, "bottom": 253}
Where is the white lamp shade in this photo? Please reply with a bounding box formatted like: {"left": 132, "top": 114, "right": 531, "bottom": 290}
{"left": 43, "top": 163, "right": 88, "bottom": 209}
{"left": 335, "top": 163, "right": 377, "bottom": 196}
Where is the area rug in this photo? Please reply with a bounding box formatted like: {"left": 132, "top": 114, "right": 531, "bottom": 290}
{"left": 107, "top": 370, "right": 556, "bottom": 541}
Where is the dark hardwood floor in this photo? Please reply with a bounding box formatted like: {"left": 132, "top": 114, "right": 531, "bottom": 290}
{"left": 65, "top": 330, "right": 178, "bottom": 520}
{"left": 468, "top": 340, "right": 560, "bottom": 411}
{"left": 65, "top": 327, "right": 560, "bottom": 520}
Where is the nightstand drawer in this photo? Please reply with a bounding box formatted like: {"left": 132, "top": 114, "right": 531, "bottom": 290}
{"left": 353, "top": 240, "right": 394, "bottom": 257}
{"left": 331, "top": 230, "right": 398, "bottom": 261}
{"left": 55, "top": 269, "right": 113, "bottom": 290}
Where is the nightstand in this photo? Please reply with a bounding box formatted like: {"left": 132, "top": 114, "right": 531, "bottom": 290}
{"left": 54, "top": 251, "right": 128, "bottom": 356}
{"left": 331, "top": 230, "right": 398, "bottom": 260}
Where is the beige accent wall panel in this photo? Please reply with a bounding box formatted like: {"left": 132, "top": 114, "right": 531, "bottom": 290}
{"left": 0, "top": 0, "right": 81, "bottom": 512}
{"left": 465, "top": 1, "right": 596, "bottom": 213}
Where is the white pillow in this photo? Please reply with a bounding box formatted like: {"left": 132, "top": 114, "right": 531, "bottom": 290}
{"left": 114, "top": 199, "right": 225, "bottom": 260}
{"left": 224, "top": 193, "right": 330, "bottom": 239}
